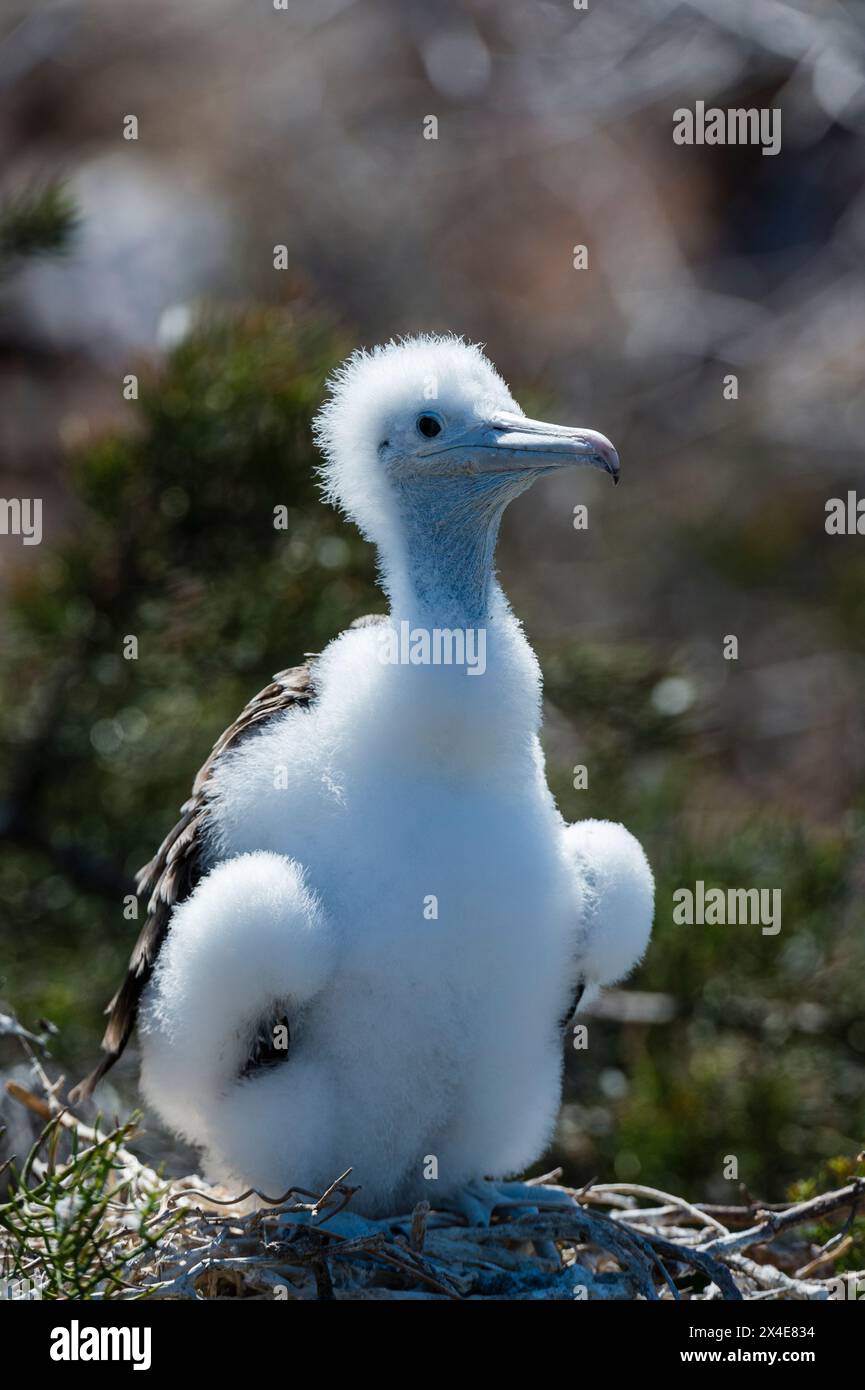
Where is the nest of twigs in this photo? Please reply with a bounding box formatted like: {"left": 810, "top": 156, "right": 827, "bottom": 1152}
{"left": 2, "top": 1080, "right": 864, "bottom": 1301}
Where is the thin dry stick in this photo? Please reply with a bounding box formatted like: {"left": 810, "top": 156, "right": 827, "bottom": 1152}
{"left": 795, "top": 1235, "right": 853, "bottom": 1279}
{"left": 600, "top": 1182, "right": 730, "bottom": 1236}
{"left": 410, "top": 1201, "right": 430, "bottom": 1252}
{"left": 699, "top": 1180, "right": 865, "bottom": 1256}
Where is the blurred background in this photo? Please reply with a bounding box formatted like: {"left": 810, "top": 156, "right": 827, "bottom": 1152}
{"left": 1, "top": 0, "right": 864, "bottom": 1214}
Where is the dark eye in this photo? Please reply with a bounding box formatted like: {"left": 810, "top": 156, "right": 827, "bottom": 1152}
{"left": 241, "top": 1010, "right": 290, "bottom": 1078}
{"left": 416, "top": 413, "right": 443, "bottom": 439}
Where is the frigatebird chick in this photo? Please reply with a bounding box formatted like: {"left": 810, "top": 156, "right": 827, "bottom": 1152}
{"left": 74, "top": 336, "right": 653, "bottom": 1221}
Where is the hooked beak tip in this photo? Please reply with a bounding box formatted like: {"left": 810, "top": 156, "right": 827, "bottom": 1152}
{"left": 589, "top": 435, "right": 620, "bottom": 484}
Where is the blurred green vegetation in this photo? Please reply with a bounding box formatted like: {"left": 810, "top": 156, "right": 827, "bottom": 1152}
{"left": 1, "top": 307, "right": 379, "bottom": 1058}
{"left": 0, "top": 180, "right": 78, "bottom": 275}
{"left": 1, "top": 305, "right": 863, "bottom": 1231}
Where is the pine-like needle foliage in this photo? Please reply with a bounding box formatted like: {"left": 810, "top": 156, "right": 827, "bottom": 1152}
{"left": 0, "top": 181, "right": 79, "bottom": 274}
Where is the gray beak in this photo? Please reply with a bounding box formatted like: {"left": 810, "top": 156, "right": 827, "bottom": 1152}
{"left": 422, "top": 410, "right": 620, "bottom": 483}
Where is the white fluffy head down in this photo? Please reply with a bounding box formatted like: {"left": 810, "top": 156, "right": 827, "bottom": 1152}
{"left": 313, "top": 334, "right": 518, "bottom": 545}
{"left": 312, "top": 333, "right": 618, "bottom": 623}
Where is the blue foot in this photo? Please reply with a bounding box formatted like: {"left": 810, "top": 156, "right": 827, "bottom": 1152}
{"left": 437, "top": 1178, "right": 577, "bottom": 1228}
{"left": 276, "top": 1208, "right": 410, "bottom": 1239}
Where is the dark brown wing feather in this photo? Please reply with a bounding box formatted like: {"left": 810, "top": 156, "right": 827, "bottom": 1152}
{"left": 70, "top": 660, "right": 318, "bottom": 1102}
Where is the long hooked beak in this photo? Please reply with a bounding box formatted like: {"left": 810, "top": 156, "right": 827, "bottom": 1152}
{"left": 422, "top": 410, "right": 620, "bottom": 483}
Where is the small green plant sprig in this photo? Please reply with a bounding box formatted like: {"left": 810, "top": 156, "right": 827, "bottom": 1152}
{"left": 0, "top": 1108, "right": 179, "bottom": 1300}
{"left": 0, "top": 180, "right": 78, "bottom": 274}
